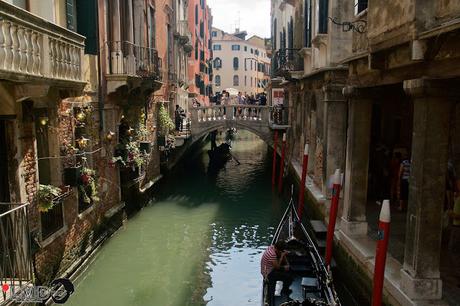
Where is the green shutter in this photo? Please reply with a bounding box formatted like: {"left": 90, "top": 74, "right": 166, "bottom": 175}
{"left": 76, "top": 0, "right": 98, "bottom": 55}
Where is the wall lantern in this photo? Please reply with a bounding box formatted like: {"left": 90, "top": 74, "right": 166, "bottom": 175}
{"left": 328, "top": 17, "right": 367, "bottom": 33}
{"left": 76, "top": 111, "right": 86, "bottom": 122}
{"left": 106, "top": 131, "right": 115, "bottom": 141}
{"left": 39, "top": 116, "right": 49, "bottom": 126}
{"left": 77, "top": 137, "right": 90, "bottom": 149}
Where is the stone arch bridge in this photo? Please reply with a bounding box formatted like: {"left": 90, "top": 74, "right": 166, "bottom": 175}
{"left": 189, "top": 105, "right": 289, "bottom": 145}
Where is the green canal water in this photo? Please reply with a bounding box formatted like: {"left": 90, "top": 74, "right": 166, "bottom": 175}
{"left": 66, "top": 132, "right": 354, "bottom": 306}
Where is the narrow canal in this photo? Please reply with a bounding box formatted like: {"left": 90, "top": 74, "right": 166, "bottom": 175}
{"left": 66, "top": 132, "right": 353, "bottom": 306}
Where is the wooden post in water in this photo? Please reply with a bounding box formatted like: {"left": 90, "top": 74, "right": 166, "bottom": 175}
{"left": 325, "top": 169, "right": 342, "bottom": 266}
{"left": 372, "top": 200, "right": 391, "bottom": 306}
{"left": 271, "top": 131, "right": 278, "bottom": 190}
{"left": 297, "top": 144, "right": 309, "bottom": 218}
{"left": 278, "top": 133, "right": 286, "bottom": 193}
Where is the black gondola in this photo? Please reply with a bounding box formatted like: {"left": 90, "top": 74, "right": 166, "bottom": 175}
{"left": 262, "top": 197, "right": 341, "bottom": 306}
{"left": 207, "top": 143, "right": 231, "bottom": 166}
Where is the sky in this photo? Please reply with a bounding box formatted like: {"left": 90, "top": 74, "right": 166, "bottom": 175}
{"left": 207, "top": 0, "right": 271, "bottom": 38}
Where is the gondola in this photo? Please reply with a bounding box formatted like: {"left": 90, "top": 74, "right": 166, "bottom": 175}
{"left": 262, "top": 197, "right": 341, "bottom": 306}
{"left": 207, "top": 142, "right": 231, "bottom": 166}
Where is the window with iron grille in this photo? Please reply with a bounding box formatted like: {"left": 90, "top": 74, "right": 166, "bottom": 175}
{"left": 233, "top": 57, "right": 239, "bottom": 70}
{"left": 233, "top": 75, "right": 239, "bottom": 86}
{"left": 318, "top": 0, "right": 328, "bottom": 34}
{"left": 304, "top": 0, "right": 312, "bottom": 47}
{"left": 355, "top": 0, "right": 368, "bottom": 14}
{"left": 214, "top": 57, "right": 222, "bottom": 69}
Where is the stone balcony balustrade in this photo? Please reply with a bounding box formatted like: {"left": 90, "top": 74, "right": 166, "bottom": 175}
{"left": 0, "top": 0, "right": 85, "bottom": 86}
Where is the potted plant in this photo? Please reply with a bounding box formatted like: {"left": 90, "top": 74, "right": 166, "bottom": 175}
{"left": 158, "top": 103, "right": 174, "bottom": 136}
{"left": 38, "top": 184, "right": 62, "bottom": 212}
{"left": 78, "top": 167, "right": 99, "bottom": 204}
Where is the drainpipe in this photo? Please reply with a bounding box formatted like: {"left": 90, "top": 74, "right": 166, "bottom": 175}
{"left": 96, "top": 0, "right": 104, "bottom": 132}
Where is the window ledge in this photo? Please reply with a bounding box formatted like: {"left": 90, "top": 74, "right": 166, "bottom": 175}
{"left": 40, "top": 225, "right": 68, "bottom": 248}
{"left": 78, "top": 204, "right": 95, "bottom": 220}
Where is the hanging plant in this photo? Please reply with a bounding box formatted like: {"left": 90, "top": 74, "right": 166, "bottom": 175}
{"left": 112, "top": 140, "right": 146, "bottom": 169}
{"left": 38, "top": 184, "right": 62, "bottom": 212}
{"left": 78, "top": 167, "right": 100, "bottom": 204}
{"left": 158, "top": 103, "right": 174, "bottom": 134}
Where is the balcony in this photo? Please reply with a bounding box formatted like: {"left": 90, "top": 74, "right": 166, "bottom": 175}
{"left": 0, "top": 1, "right": 85, "bottom": 86}
{"left": 175, "top": 20, "right": 192, "bottom": 46}
{"left": 105, "top": 41, "right": 162, "bottom": 94}
{"left": 0, "top": 203, "right": 33, "bottom": 305}
{"left": 272, "top": 48, "right": 303, "bottom": 79}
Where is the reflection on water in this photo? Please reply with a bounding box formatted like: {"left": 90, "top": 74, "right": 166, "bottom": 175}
{"left": 67, "top": 131, "right": 286, "bottom": 306}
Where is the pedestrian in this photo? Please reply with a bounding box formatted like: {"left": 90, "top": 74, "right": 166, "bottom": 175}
{"left": 398, "top": 154, "right": 411, "bottom": 211}
{"left": 174, "top": 105, "right": 182, "bottom": 132}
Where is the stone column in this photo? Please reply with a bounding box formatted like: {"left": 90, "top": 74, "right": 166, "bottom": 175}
{"left": 400, "top": 78, "right": 458, "bottom": 301}
{"left": 111, "top": 0, "right": 123, "bottom": 74}
{"left": 323, "top": 84, "right": 347, "bottom": 198}
{"left": 340, "top": 86, "right": 372, "bottom": 236}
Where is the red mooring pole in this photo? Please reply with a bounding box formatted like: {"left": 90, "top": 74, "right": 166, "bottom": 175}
{"left": 325, "top": 169, "right": 342, "bottom": 266}
{"left": 278, "top": 133, "right": 287, "bottom": 193}
{"left": 297, "top": 144, "right": 309, "bottom": 218}
{"left": 372, "top": 200, "right": 391, "bottom": 306}
{"left": 271, "top": 131, "right": 279, "bottom": 190}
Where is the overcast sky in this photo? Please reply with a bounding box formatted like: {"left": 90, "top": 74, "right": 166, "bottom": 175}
{"left": 207, "top": 0, "right": 271, "bottom": 38}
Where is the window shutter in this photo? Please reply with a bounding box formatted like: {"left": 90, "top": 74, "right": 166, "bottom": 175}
{"left": 304, "top": 0, "right": 312, "bottom": 47}
{"left": 76, "top": 0, "right": 98, "bottom": 54}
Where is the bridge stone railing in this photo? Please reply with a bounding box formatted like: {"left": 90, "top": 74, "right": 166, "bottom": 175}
{"left": 189, "top": 105, "right": 289, "bottom": 143}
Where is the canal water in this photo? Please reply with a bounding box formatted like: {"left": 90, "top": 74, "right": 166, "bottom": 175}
{"left": 66, "top": 132, "right": 353, "bottom": 306}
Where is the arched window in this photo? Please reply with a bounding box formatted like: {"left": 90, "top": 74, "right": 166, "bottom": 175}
{"left": 233, "top": 57, "right": 239, "bottom": 70}
{"left": 233, "top": 75, "right": 239, "bottom": 86}
{"left": 214, "top": 57, "right": 222, "bottom": 69}
{"left": 215, "top": 75, "right": 221, "bottom": 87}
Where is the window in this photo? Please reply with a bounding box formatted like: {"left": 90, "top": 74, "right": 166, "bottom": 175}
{"left": 304, "top": 0, "right": 312, "bottom": 47}
{"left": 35, "top": 108, "right": 64, "bottom": 239}
{"left": 213, "top": 44, "right": 222, "bottom": 51}
{"left": 250, "top": 48, "right": 253, "bottom": 54}
{"left": 195, "top": 5, "right": 198, "bottom": 24}
{"left": 250, "top": 61, "right": 253, "bottom": 70}
{"left": 244, "top": 60, "right": 247, "bottom": 71}
{"left": 318, "top": 0, "right": 328, "bottom": 34}
{"left": 215, "top": 75, "right": 221, "bottom": 86}
{"left": 65, "top": 0, "right": 76, "bottom": 31}
{"left": 148, "top": 6, "right": 156, "bottom": 49}
{"left": 200, "top": 21, "right": 204, "bottom": 38}
{"left": 355, "top": 0, "right": 368, "bottom": 14}
{"left": 233, "top": 75, "right": 239, "bottom": 86}
{"left": 212, "top": 31, "right": 217, "bottom": 37}
{"left": 232, "top": 45, "right": 240, "bottom": 51}
{"left": 245, "top": 76, "right": 247, "bottom": 86}
{"left": 288, "top": 17, "right": 294, "bottom": 60}
{"left": 233, "top": 57, "right": 239, "bottom": 70}
{"left": 255, "top": 50, "right": 259, "bottom": 56}
{"left": 250, "top": 77, "right": 253, "bottom": 86}
{"left": 244, "top": 46, "right": 247, "bottom": 52}
{"left": 195, "top": 41, "right": 199, "bottom": 59}
{"left": 273, "top": 18, "right": 277, "bottom": 50}
{"left": 214, "top": 57, "right": 222, "bottom": 69}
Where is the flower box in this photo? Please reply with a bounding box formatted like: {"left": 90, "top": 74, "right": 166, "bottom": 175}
{"left": 63, "top": 166, "right": 81, "bottom": 186}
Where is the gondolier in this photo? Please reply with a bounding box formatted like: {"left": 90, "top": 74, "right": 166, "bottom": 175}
{"left": 261, "top": 241, "right": 293, "bottom": 305}
{"left": 261, "top": 195, "right": 341, "bottom": 306}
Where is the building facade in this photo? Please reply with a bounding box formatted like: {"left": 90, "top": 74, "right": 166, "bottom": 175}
{"left": 271, "top": 0, "right": 460, "bottom": 305}
{"left": 187, "top": 0, "right": 212, "bottom": 105}
{"left": 211, "top": 27, "right": 271, "bottom": 96}
{"left": 0, "top": 0, "right": 211, "bottom": 302}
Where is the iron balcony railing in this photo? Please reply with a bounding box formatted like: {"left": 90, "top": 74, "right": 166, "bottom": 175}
{"left": 272, "top": 48, "right": 303, "bottom": 78}
{"left": 0, "top": 203, "right": 33, "bottom": 304}
{"left": 106, "top": 41, "right": 162, "bottom": 80}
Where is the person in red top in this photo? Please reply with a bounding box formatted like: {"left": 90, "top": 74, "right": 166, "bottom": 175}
{"left": 261, "top": 241, "right": 292, "bottom": 305}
